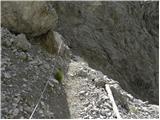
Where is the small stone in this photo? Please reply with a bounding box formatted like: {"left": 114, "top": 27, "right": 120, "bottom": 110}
{"left": 85, "top": 92, "right": 89, "bottom": 96}
{"left": 12, "top": 73, "right": 16, "bottom": 77}
{"left": 89, "top": 116, "right": 94, "bottom": 119}
{"left": 2, "top": 38, "right": 13, "bottom": 47}
{"left": 79, "top": 96, "right": 84, "bottom": 101}
{"left": 39, "top": 110, "right": 43, "bottom": 114}
{"left": 38, "top": 59, "right": 43, "bottom": 65}
{"left": 79, "top": 91, "right": 86, "bottom": 96}
{"left": 100, "top": 110, "right": 107, "bottom": 116}
{"left": 29, "top": 60, "right": 38, "bottom": 65}
{"left": 41, "top": 101, "right": 45, "bottom": 106}
{"left": 134, "top": 99, "right": 143, "bottom": 104}
{"left": 101, "top": 96, "right": 109, "bottom": 101}
{"left": 4, "top": 72, "right": 11, "bottom": 78}
{"left": 44, "top": 63, "right": 50, "bottom": 69}
{"left": 15, "top": 93, "right": 21, "bottom": 97}
{"left": 22, "top": 84, "right": 27, "bottom": 87}
{"left": 83, "top": 101, "right": 90, "bottom": 107}
{"left": 96, "top": 100, "right": 103, "bottom": 107}
{"left": 15, "top": 34, "right": 31, "bottom": 51}
{"left": 143, "top": 101, "right": 149, "bottom": 104}
{"left": 18, "top": 52, "right": 27, "bottom": 60}
{"left": 90, "top": 85, "right": 95, "bottom": 89}
{"left": 124, "top": 93, "right": 134, "bottom": 101}
{"left": 19, "top": 106, "right": 23, "bottom": 111}
{"left": 13, "top": 108, "right": 19, "bottom": 116}
{"left": 90, "top": 109, "right": 99, "bottom": 115}
{"left": 23, "top": 78, "right": 28, "bottom": 82}
{"left": 1, "top": 67, "right": 5, "bottom": 71}
{"left": 9, "top": 109, "right": 13, "bottom": 114}
{"left": 1, "top": 94, "right": 6, "bottom": 102}
{"left": 104, "top": 102, "right": 113, "bottom": 109}
{"left": 83, "top": 115, "right": 89, "bottom": 119}
{"left": 26, "top": 53, "right": 33, "bottom": 61}
{"left": 10, "top": 38, "right": 14, "bottom": 43}
{"left": 24, "top": 106, "right": 32, "bottom": 113}
{"left": 80, "top": 112, "right": 86, "bottom": 115}
{"left": 13, "top": 49, "right": 17, "bottom": 53}
{"left": 49, "top": 81, "right": 54, "bottom": 87}
{"left": 20, "top": 116, "right": 24, "bottom": 119}
{"left": 92, "top": 111, "right": 96, "bottom": 115}
{"left": 9, "top": 84, "right": 13, "bottom": 87}
{"left": 2, "top": 107, "right": 8, "bottom": 114}
{"left": 78, "top": 70, "right": 88, "bottom": 77}
{"left": 49, "top": 77, "right": 59, "bottom": 84}
{"left": 69, "top": 73, "right": 74, "bottom": 77}
{"left": 107, "top": 112, "right": 112, "bottom": 117}
{"left": 149, "top": 105, "right": 159, "bottom": 111}
{"left": 12, "top": 103, "right": 18, "bottom": 108}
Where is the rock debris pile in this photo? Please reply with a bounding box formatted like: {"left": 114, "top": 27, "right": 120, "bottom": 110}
{"left": 1, "top": 27, "right": 70, "bottom": 119}
{"left": 65, "top": 57, "right": 159, "bottom": 119}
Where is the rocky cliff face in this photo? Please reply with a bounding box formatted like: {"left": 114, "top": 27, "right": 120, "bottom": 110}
{"left": 65, "top": 57, "right": 159, "bottom": 119}
{"left": 52, "top": 1, "right": 159, "bottom": 104}
{"left": 1, "top": 1, "right": 159, "bottom": 119}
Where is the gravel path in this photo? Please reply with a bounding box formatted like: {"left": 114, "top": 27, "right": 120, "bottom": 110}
{"left": 64, "top": 58, "right": 159, "bottom": 119}
{"left": 65, "top": 59, "right": 117, "bottom": 119}
{"left": 64, "top": 61, "right": 84, "bottom": 118}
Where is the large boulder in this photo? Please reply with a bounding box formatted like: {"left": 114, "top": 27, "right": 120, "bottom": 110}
{"left": 35, "top": 29, "right": 71, "bottom": 73}
{"left": 37, "top": 30, "right": 70, "bottom": 56}
{"left": 1, "top": 1, "right": 58, "bottom": 37}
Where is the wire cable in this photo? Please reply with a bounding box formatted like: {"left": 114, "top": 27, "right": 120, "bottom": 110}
{"left": 29, "top": 40, "right": 62, "bottom": 119}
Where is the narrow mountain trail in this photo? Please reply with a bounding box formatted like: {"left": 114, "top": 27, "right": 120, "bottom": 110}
{"left": 64, "top": 58, "right": 117, "bottom": 119}
{"left": 64, "top": 60, "right": 85, "bottom": 118}
{"left": 64, "top": 57, "right": 159, "bottom": 119}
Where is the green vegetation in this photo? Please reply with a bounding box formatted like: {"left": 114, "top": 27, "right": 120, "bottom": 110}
{"left": 129, "top": 106, "right": 138, "bottom": 114}
{"left": 110, "top": 9, "right": 118, "bottom": 25}
{"left": 54, "top": 68, "right": 63, "bottom": 83}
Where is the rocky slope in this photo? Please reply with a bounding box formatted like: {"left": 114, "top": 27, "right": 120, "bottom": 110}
{"left": 65, "top": 56, "right": 159, "bottom": 119}
{"left": 1, "top": 27, "right": 70, "bottom": 119}
{"left": 1, "top": 27, "right": 159, "bottom": 119}
{"left": 53, "top": 1, "right": 159, "bottom": 104}
{"left": 1, "top": 1, "right": 159, "bottom": 119}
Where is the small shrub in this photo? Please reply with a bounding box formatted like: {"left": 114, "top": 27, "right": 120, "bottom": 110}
{"left": 54, "top": 68, "right": 63, "bottom": 83}
{"left": 129, "top": 106, "right": 138, "bottom": 114}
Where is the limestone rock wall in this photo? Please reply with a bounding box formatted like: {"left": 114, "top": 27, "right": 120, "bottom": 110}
{"left": 53, "top": 1, "right": 159, "bottom": 104}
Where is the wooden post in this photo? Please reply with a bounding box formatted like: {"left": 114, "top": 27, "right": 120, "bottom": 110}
{"left": 105, "top": 84, "right": 121, "bottom": 119}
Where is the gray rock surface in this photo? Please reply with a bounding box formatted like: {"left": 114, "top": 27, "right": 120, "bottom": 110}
{"left": 64, "top": 56, "right": 159, "bottom": 119}
{"left": 36, "top": 30, "right": 71, "bottom": 57}
{"left": 1, "top": 1, "right": 58, "bottom": 37}
{"left": 1, "top": 27, "right": 70, "bottom": 119}
{"left": 53, "top": 1, "right": 159, "bottom": 104}
{"left": 1, "top": 1, "right": 159, "bottom": 119}
{"left": 14, "top": 34, "right": 31, "bottom": 51}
